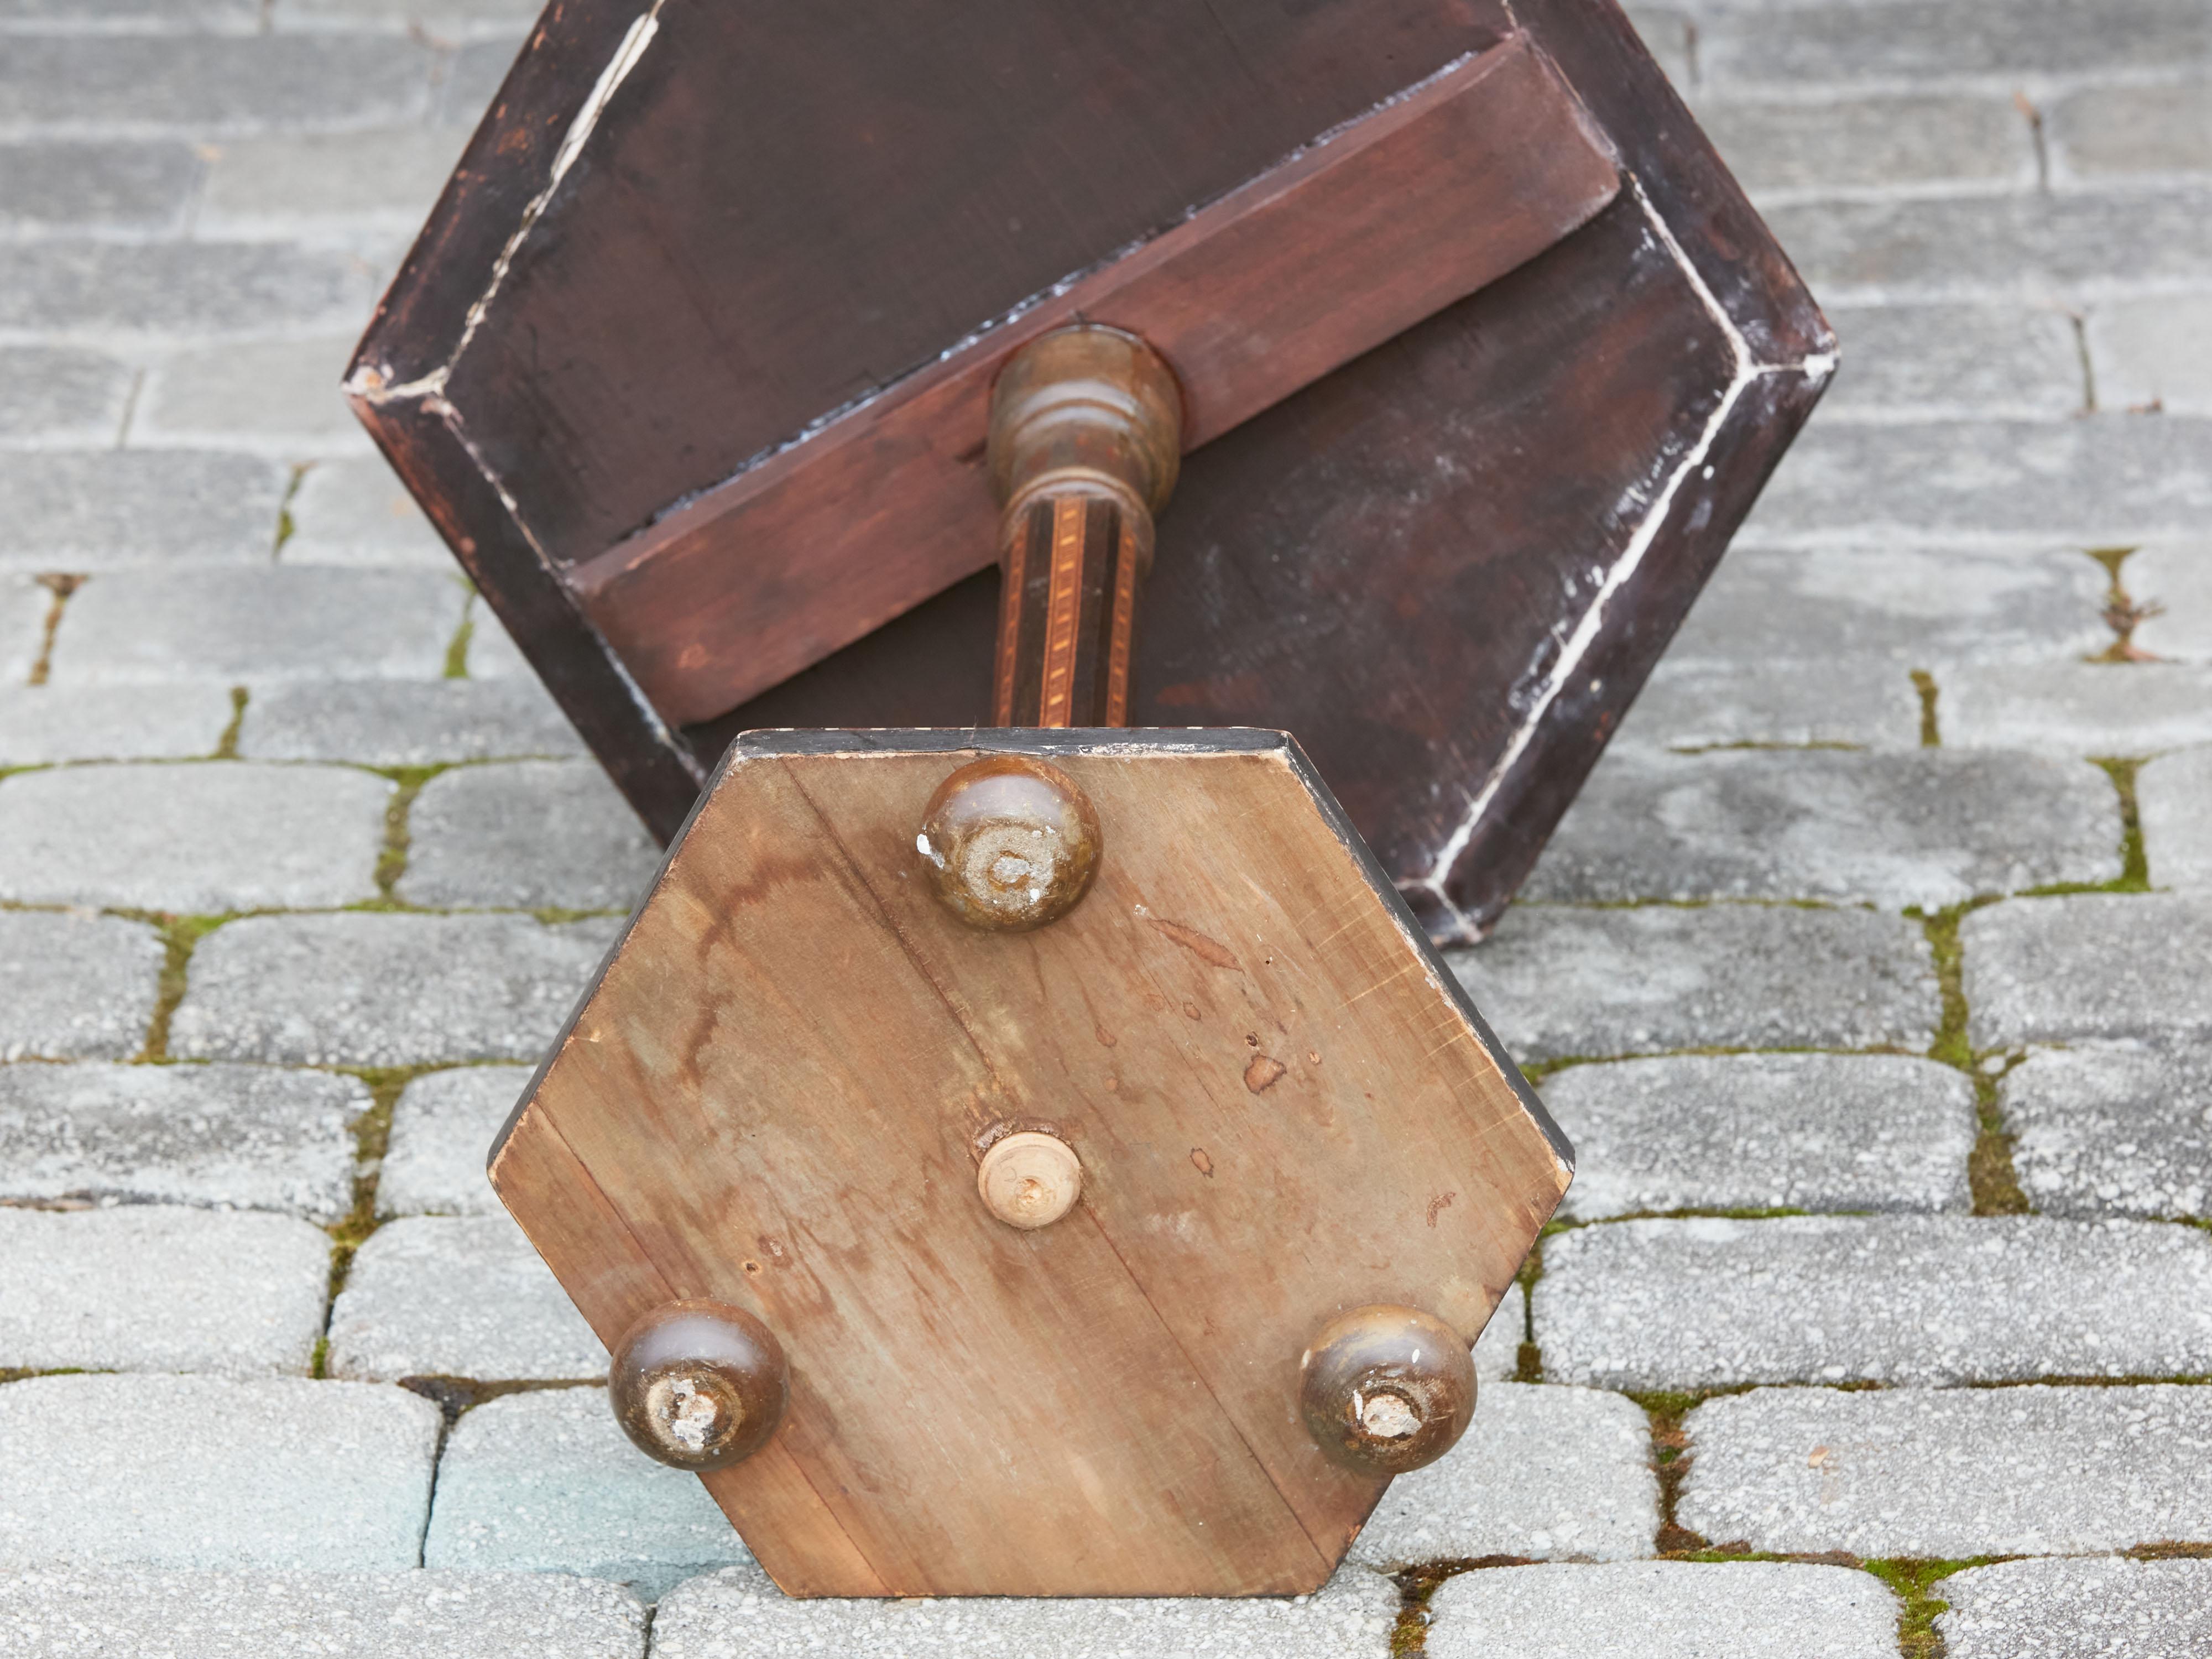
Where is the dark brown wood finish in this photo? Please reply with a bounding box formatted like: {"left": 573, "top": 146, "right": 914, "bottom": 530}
{"left": 566, "top": 36, "right": 1618, "bottom": 722}
{"left": 354, "top": 0, "right": 1833, "bottom": 943}
{"left": 434, "top": 0, "right": 1516, "bottom": 571}
{"left": 491, "top": 728, "right": 1571, "bottom": 1596}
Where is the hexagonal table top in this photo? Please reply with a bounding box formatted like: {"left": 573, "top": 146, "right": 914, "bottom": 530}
{"left": 492, "top": 728, "right": 1570, "bottom": 1596}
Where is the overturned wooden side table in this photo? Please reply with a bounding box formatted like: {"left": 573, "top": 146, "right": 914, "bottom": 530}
{"left": 348, "top": 0, "right": 1828, "bottom": 1599}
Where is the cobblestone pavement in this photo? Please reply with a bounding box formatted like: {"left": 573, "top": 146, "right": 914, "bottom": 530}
{"left": 1, "top": 1, "right": 2207, "bottom": 1655}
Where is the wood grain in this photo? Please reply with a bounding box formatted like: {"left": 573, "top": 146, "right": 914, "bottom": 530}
{"left": 491, "top": 729, "right": 1569, "bottom": 1595}
{"left": 567, "top": 35, "right": 1619, "bottom": 724}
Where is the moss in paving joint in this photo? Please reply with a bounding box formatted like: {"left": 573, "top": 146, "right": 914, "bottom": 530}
{"left": 2085, "top": 547, "right": 2161, "bottom": 661}
{"left": 0, "top": 1366, "right": 95, "bottom": 1385}
{"left": 1387, "top": 1557, "right": 1540, "bottom": 1656}
{"left": 121, "top": 911, "right": 239, "bottom": 1063}
{"left": 398, "top": 1374, "right": 601, "bottom": 1430}
{"left": 2125, "top": 1540, "right": 2212, "bottom": 1559}
{"left": 1910, "top": 670, "right": 1940, "bottom": 747}
{"left": 1513, "top": 1233, "right": 1548, "bottom": 1382}
{"left": 531, "top": 905, "right": 622, "bottom": 926}
{"left": 272, "top": 463, "right": 310, "bottom": 559}
{"left": 369, "top": 764, "right": 447, "bottom": 899}
{"left": 1864, "top": 1557, "right": 2007, "bottom": 1659}
{"left": 1631, "top": 1389, "right": 1716, "bottom": 1554}
{"left": 212, "top": 686, "right": 248, "bottom": 759}
{"left": 312, "top": 1064, "right": 436, "bottom": 1374}
{"left": 26, "top": 572, "right": 86, "bottom": 687}
{"left": 1963, "top": 1370, "right": 2212, "bottom": 1390}
{"left": 1911, "top": 901, "right": 2029, "bottom": 1214}
{"left": 2093, "top": 757, "right": 2150, "bottom": 890}
{"left": 444, "top": 595, "right": 475, "bottom": 680}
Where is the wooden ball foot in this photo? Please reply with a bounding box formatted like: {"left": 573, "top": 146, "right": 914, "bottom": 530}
{"left": 1299, "top": 1304, "right": 1475, "bottom": 1475}
{"left": 917, "top": 756, "right": 1101, "bottom": 931}
{"left": 609, "top": 1300, "right": 787, "bottom": 1471}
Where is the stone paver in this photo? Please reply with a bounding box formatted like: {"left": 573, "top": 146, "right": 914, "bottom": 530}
{"left": 0, "top": 344, "right": 133, "bottom": 443}
{"left": 1523, "top": 749, "right": 2117, "bottom": 907}
{"left": 0, "top": 1204, "right": 330, "bottom": 1375}
{"left": 1, "top": 575, "right": 51, "bottom": 682}
{"left": 1698, "top": 0, "right": 2211, "bottom": 86}
{"left": 1695, "top": 94, "right": 2033, "bottom": 200}
{"left": 2138, "top": 744, "right": 2212, "bottom": 888}
{"left": 2126, "top": 543, "right": 2212, "bottom": 661}
{"left": 399, "top": 760, "right": 659, "bottom": 911}
{"left": 170, "top": 912, "right": 619, "bottom": 1066}
{"left": 1940, "top": 663, "right": 2212, "bottom": 753}
{"left": 0, "top": 686, "right": 235, "bottom": 764}
{"left": 326, "top": 1214, "right": 603, "bottom": 1382}
{"left": 0, "top": 242, "right": 380, "bottom": 338}
{"left": 0, "top": 1060, "right": 360, "bottom": 1221}
{"left": 1425, "top": 1562, "right": 1898, "bottom": 1659}
{"left": 274, "top": 0, "right": 542, "bottom": 33}
{"left": 197, "top": 126, "right": 468, "bottom": 236}
{"left": 0, "top": 1567, "right": 648, "bottom": 1659}
{"left": 0, "top": 452, "right": 286, "bottom": 568}
{"left": 1937, "top": 1557, "right": 2212, "bottom": 1659}
{"left": 134, "top": 336, "right": 368, "bottom": 457}
{"left": 1540, "top": 1053, "right": 1975, "bottom": 1220}
{"left": 2003, "top": 1042, "right": 2212, "bottom": 1219}
{"left": 2089, "top": 292, "right": 2212, "bottom": 416}
{"left": 378, "top": 1063, "right": 529, "bottom": 1217}
{"left": 1963, "top": 894, "right": 2212, "bottom": 1048}
{"left": 0, "top": 1373, "right": 439, "bottom": 1571}
{"left": 2051, "top": 80, "right": 2212, "bottom": 181}
{"left": 424, "top": 1385, "right": 754, "bottom": 1599}
{"left": 239, "top": 678, "right": 586, "bottom": 765}
{"left": 49, "top": 568, "right": 466, "bottom": 685}
{"left": 1451, "top": 905, "right": 1937, "bottom": 1065}
{"left": 1665, "top": 544, "right": 2109, "bottom": 672}
{"left": 0, "top": 762, "right": 388, "bottom": 911}
{"left": 1819, "top": 301, "right": 2081, "bottom": 419}
{"left": 1764, "top": 190, "right": 2212, "bottom": 302}
{"left": 0, "top": 33, "right": 433, "bottom": 132}
{"left": 1608, "top": 659, "right": 1922, "bottom": 754}
{"left": 0, "top": 909, "right": 162, "bottom": 1061}
{"left": 651, "top": 1560, "right": 1402, "bottom": 1659}
{"left": 0, "top": 139, "right": 200, "bottom": 234}
{"left": 284, "top": 455, "right": 452, "bottom": 567}
{"left": 1679, "top": 1385, "right": 2212, "bottom": 1558}
{"left": 1537, "top": 1215, "right": 2212, "bottom": 1389}
{"left": 1745, "top": 418, "right": 2212, "bottom": 545}
{"left": 1349, "top": 1383, "right": 1656, "bottom": 1567}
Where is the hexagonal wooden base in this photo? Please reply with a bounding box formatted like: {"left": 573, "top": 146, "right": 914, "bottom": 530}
{"left": 491, "top": 729, "right": 1569, "bottom": 1595}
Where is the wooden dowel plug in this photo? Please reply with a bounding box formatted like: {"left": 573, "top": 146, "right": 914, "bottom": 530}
{"left": 989, "top": 325, "right": 1182, "bottom": 728}
{"left": 609, "top": 1300, "right": 788, "bottom": 1471}
{"left": 978, "top": 1131, "right": 1084, "bottom": 1229}
{"left": 1299, "top": 1305, "right": 1477, "bottom": 1474}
